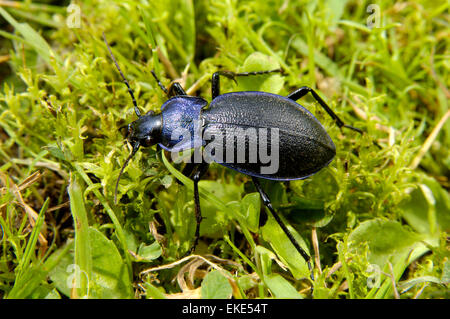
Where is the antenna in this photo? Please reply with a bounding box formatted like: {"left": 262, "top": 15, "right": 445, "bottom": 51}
{"left": 114, "top": 142, "right": 140, "bottom": 204}
{"left": 150, "top": 70, "right": 168, "bottom": 95}
{"left": 102, "top": 32, "right": 141, "bottom": 117}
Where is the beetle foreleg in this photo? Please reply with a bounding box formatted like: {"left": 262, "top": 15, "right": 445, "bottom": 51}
{"left": 168, "top": 82, "right": 187, "bottom": 97}
{"left": 252, "top": 177, "right": 315, "bottom": 281}
{"left": 287, "top": 86, "right": 362, "bottom": 134}
{"left": 151, "top": 70, "right": 187, "bottom": 97}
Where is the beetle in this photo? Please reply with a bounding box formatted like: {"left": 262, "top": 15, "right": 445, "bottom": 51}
{"left": 103, "top": 34, "right": 361, "bottom": 280}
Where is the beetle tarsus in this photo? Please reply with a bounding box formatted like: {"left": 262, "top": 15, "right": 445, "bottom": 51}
{"left": 343, "top": 124, "right": 363, "bottom": 135}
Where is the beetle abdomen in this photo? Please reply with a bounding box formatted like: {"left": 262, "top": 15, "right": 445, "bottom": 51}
{"left": 202, "top": 92, "right": 336, "bottom": 180}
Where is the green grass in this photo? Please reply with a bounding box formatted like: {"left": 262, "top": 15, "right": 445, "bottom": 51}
{"left": 0, "top": 0, "right": 448, "bottom": 299}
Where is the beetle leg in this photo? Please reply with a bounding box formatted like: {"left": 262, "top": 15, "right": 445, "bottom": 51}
{"left": 211, "top": 71, "right": 235, "bottom": 99}
{"left": 287, "top": 86, "right": 362, "bottom": 134}
{"left": 252, "top": 177, "right": 315, "bottom": 281}
{"left": 168, "top": 82, "right": 187, "bottom": 96}
{"left": 211, "top": 69, "right": 283, "bottom": 99}
{"left": 151, "top": 70, "right": 187, "bottom": 97}
{"left": 189, "top": 160, "right": 209, "bottom": 254}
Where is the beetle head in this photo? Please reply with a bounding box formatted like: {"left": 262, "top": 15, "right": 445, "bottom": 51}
{"left": 115, "top": 111, "right": 162, "bottom": 203}
{"left": 125, "top": 110, "right": 162, "bottom": 148}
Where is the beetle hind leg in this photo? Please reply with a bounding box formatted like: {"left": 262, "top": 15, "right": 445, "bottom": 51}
{"left": 287, "top": 86, "right": 362, "bottom": 134}
{"left": 252, "top": 177, "right": 315, "bottom": 281}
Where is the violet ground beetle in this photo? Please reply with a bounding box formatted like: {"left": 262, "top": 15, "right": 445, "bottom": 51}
{"left": 103, "top": 33, "right": 362, "bottom": 281}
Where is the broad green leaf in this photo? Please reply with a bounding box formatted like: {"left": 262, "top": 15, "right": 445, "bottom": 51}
{"left": 237, "top": 275, "right": 258, "bottom": 292}
{"left": 400, "top": 176, "right": 450, "bottom": 235}
{"left": 29, "top": 285, "right": 58, "bottom": 299}
{"left": 48, "top": 242, "right": 76, "bottom": 298}
{"left": 136, "top": 242, "right": 162, "bottom": 262}
{"left": 43, "top": 144, "right": 67, "bottom": 161}
{"left": 49, "top": 228, "right": 133, "bottom": 298}
{"left": 123, "top": 229, "right": 139, "bottom": 254}
{"left": 72, "top": 164, "right": 132, "bottom": 277}
{"left": 145, "top": 282, "right": 167, "bottom": 299}
{"left": 256, "top": 245, "right": 274, "bottom": 276}
{"left": 201, "top": 270, "right": 232, "bottom": 299}
{"left": 239, "top": 192, "right": 261, "bottom": 232}
{"left": 287, "top": 196, "right": 331, "bottom": 227}
{"left": 86, "top": 227, "right": 133, "bottom": 298}
{"left": 348, "top": 219, "right": 422, "bottom": 267}
{"left": 399, "top": 186, "right": 432, "bottom": 234}
{"left": 261, "top": 215, "right": 310, "bottom": 278}
{"left": 265, "top": 274, "right": 303, "bottom": 299}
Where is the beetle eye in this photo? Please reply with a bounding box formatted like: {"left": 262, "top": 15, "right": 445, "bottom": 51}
{"left": 143, "top": 136, "right": 152, "bottom": 147}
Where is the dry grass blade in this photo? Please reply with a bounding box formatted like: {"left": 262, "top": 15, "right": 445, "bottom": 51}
{"left": 141, "top": 254, "right": 240, "bottom": 297}
{"left": 178, "top": 257, "right": 207, "bottom": 291}
{"left": 0, "top": 170, "right": 41, "bottom": 196}
{"left": 0, "top": 54, "right": 9, "bottom": 63}
{"left": 388, "top": 262, "right": 400, "bottom": 299}
{"left": 11, "top": 158, "right": 66, "bottom": 178}
{"left": 311, "top": 227, "right": 322, "bottom": 274}
{"left": 409, "top": 110, "right": 450, "bottom": 169}
{"left": 0, "top": 171, "right": 48, "bottom": 252}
